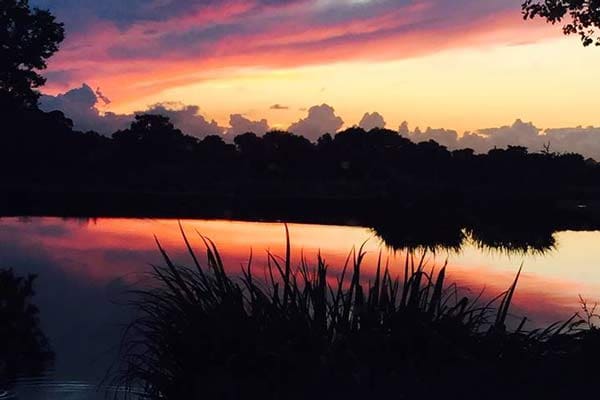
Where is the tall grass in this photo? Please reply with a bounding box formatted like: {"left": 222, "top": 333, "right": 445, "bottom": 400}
{"left": 112, "top": 224, "right": 599, "bottom": 400}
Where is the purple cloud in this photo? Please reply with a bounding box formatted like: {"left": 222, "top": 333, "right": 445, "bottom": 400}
{"left": 228, "top": 114, "right": 270, "bottom": 136}
{"left": 359, "top": 112, "right": 386, "bottom": 131}
{"left": 288, "top": 104, "right": 344, "bottom": 142}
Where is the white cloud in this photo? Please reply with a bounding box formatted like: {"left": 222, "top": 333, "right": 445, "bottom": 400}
{"left": 39, "top": 84, "right": 130, "bottom": 134}
{"left": 227, "top": 114, "right": 270, "bottom": 136}
{"left": 358, "top": 112, "right": 386, "bottom": 131}
{"left": 39, "top": 86, "right": 600, "bottom": 160}
{"left": 40, "top": 84, "right": 224, "bottom": 137}
{"left": 405, "top": 126, "right": 459, "bottom": 149}
{"left": 401, "top": 119, "right": 600, "bottom": 160}
{"left": 288, "top": 104, "right": 344, "bottom": 142}
{"left": 144, "top": 103, "right": 224, "bottom": 137}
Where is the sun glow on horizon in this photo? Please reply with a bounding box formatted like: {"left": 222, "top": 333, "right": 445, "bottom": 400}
{"left": 84, "top": 35, "right": 600, "bottom": 134}
{"left": 4, "top": 217, "right": 600, "bottom": 327}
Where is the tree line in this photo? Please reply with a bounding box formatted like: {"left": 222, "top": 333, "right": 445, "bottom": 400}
{"left": 2, "top": 110, "right": 597, "bottom": 197}
{"left": 2, "top": 0, "right": 600, "bottom": 216}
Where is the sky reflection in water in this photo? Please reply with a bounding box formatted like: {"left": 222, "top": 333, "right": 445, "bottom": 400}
{"left": 1, "top": 217, "right": 600, "bottom": 397}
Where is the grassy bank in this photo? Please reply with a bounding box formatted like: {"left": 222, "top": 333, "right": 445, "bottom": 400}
{"left": 113, "top": 225, "right": 600, "bottom": 399}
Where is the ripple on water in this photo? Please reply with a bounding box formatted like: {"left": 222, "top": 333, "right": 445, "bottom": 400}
{"left": 5, "top": 373, "right": 144, "bottom": 400}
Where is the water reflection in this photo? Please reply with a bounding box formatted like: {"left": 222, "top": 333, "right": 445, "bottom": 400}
{"left": 0, "top": 269, "right": 53, "bottom": 396}
{"left": 371, "top": 223, "right": 557, "bottom": 255}
{"left": 369, "top": 215, "right": 558, "bottom": 254}
{"left": 0, "top": 217, "right": 600, "bottom": 399}
{"left": 368, "top": 213, "right": 464, "bottom": 252}
{"left": 467, "top": 225, "right": 556, "bottom": 255}
{"left": 33, "top": 215, "right": 562, "bottom": 255}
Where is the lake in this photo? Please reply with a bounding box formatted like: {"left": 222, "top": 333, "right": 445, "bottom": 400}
{"left": 1, "top": 217, "right": 600, "bottom": 399}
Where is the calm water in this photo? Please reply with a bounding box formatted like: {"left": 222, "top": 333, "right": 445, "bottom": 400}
{"left": 1, "top": 217, "right": 600, "bottom": 398}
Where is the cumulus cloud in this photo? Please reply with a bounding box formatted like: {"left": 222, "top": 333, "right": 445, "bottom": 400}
{"left": 475, "top": 119, "right": 540, "bottom": 149}
{"left": 227, "top": 114, "right": 270, "bottom": 136}
{"left": 39, "top": 84, "right": 130, "bottom": 133}
{"left": 288, "top": 104, "right": 344, "bottom": 142}
{"left": 358, "top": 112, "right": 386, "bottom": 131}
{"left": 399, "top": 121, "right": 410, "bottom": 135}
{"left": 95, "top": 87, "right": 111, "bottom": 105}
{"left": 144, "top": 103, "right": 224, "bottom": 137}
{"left": 40, "top": 84, "right": 224, "bottom": 137}
{"left": 404, "top": 124, "right": 460, "bottom": 149}
{"left": 40, "top": 84, "right": 96, "bottom": 113}
{"left": 400, "top": 119, "right": 600, "bottom": 160}
{"left": 39, "top": 85, "right": 600, "bottom": 159}
{"left": 543, "top": 127, "right": 600, "bottom": 157}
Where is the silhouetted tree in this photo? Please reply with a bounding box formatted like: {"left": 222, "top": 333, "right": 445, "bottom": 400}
{"left": 316, "top": 133, "right": 333, "bottom": 149}
{"left": 452, "top": 148, "right": 475, "bottom": 160}
{"left": 0, "top": 0, "right": 64, "bottom": 109}
{"left": 523, "top": 0, "right": 600, "bottom": 46}
{"left": 113, "top": 114, "right": 198, "bottom": 158}
{"left": 196, "top": 135, "right": 236, "bottom": 171}
{"left": 234, "top": 132, "right": 262, "bottom": 154}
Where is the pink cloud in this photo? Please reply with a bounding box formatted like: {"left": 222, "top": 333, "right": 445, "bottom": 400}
{"left": 41, "top": 1, "right": 554, "bottom": 106}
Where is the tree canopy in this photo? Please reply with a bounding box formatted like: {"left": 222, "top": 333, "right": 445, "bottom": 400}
{"left": 0, "top": 0, "right": 64, "bottom": 108}
{"left": 523, "top": 0, "right": 600, "bottom": 46}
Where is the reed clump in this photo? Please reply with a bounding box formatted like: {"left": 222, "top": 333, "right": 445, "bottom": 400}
{"left": 113, "top": 225, "right": 600, "bottom": 400}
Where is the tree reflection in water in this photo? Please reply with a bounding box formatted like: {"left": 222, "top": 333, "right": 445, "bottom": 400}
{"left": 0, "top": 269, "right": 53, "bottom": 392}
{"left": 371, "top": 217, "right": 557, "bottom": 255}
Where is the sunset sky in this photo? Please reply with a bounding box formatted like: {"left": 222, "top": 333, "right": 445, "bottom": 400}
{"left": 32, "top": 0, "right": 600, "bottom": 133}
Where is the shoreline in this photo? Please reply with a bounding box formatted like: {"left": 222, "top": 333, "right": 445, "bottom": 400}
{"left": 3, "top": 189, "right": 600, "bottom": 230}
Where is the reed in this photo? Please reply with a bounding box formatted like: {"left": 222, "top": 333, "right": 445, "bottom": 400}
{"left": 112, "top": 224, "right": 599, "bottom": 400}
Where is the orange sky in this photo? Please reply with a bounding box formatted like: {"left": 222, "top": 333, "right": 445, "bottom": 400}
{"left": 35, "top": 0, "right": 600, "bottom": 133}
{"left": 4, "top": 217, "right": 599, "bottom": 326}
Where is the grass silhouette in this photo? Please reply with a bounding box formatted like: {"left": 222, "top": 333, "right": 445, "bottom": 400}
{"left": 112, "top": 224, "right": 600, "bottom": 400}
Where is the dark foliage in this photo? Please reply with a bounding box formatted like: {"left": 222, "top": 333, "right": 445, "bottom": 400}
{"left": 0, "top": 269, "right": 53, "bottom": 389}
{"left": 112, "top": 230, "right": 600, "bottom": 400}
{"left": 1, "top": 0, "right": 599, "bottom": 229}
{"left": 523, "top": 0, "right": 600, "bottom": 46}
{"left": 3, "top": 108, "right": 600, "bottom": 253}
{"left": 0, "top": 0, "right": 64, "bottom": 108}
{"left": 2, "top": 110, "right": 598, "bottom": 196}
